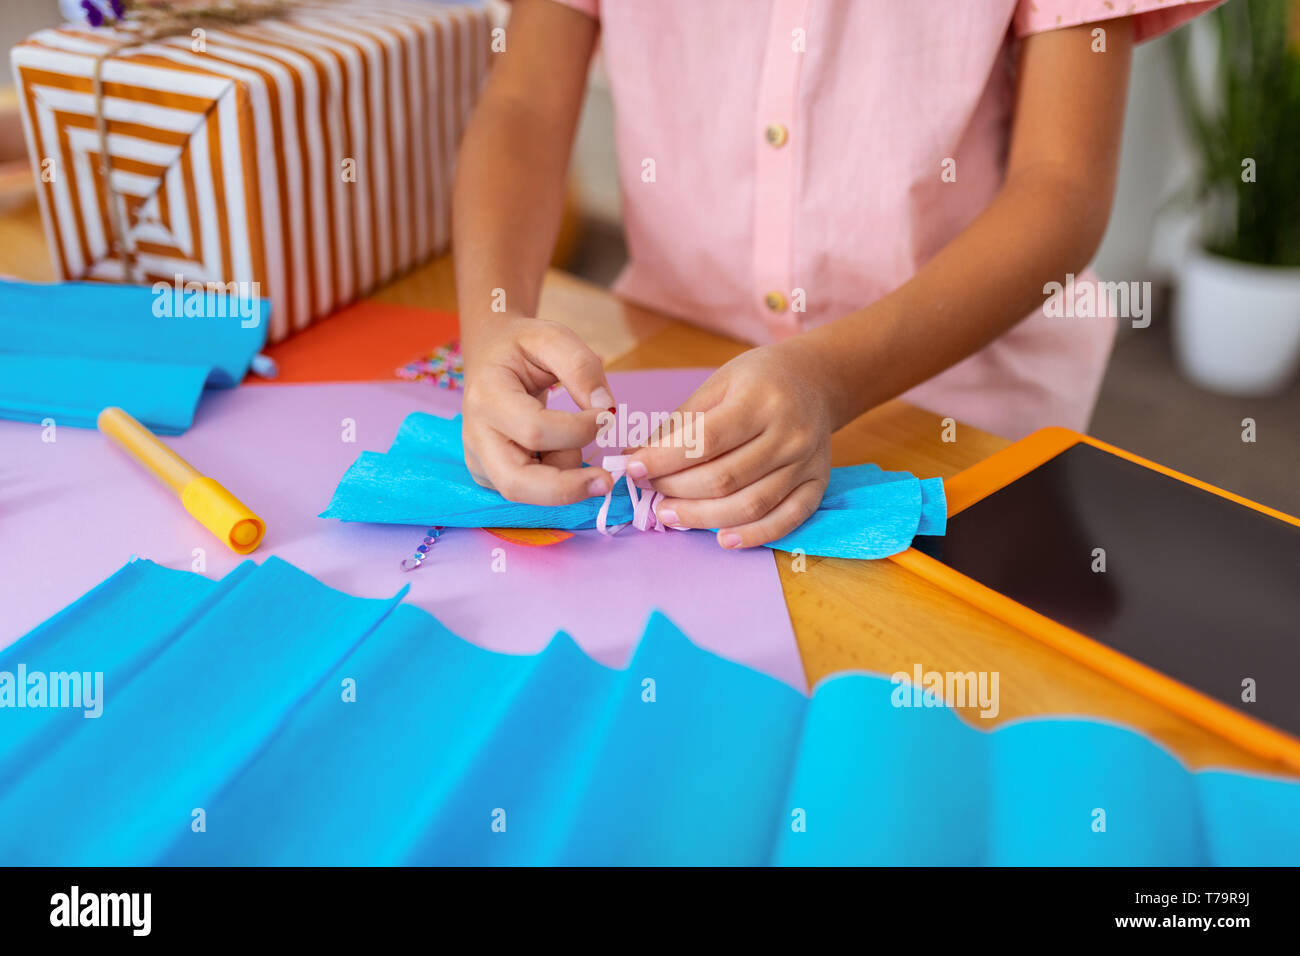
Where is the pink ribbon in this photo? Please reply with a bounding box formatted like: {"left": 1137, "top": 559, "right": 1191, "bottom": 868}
{"left": 596, "top": 455, "right": 669, "bottom": 536}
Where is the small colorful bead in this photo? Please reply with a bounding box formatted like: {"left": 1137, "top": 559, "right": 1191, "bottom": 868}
{"left": 395, "top": 341, "right": 464, "bottom": 390}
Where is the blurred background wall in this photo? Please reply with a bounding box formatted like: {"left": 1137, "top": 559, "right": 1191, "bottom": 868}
{"left": 0, "top": 0, "right": 55, "bottom": 53}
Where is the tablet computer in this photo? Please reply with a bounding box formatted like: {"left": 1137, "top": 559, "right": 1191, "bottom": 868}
{"left": 892, "top": 428, "right": 1300, "bottom": 770}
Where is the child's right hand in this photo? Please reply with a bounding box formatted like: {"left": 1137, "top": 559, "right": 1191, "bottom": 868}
{"left": 461, "top": 317, "right": 615, "bottom": 505}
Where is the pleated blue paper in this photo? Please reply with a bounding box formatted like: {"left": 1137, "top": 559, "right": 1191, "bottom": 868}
{"left": 321, "top": 412, "right": 947, "bottom": 559}
{"left": 1, "top": 557, "right": 1296, "bottom": 866}
{"left": 0, "top": 280, "right": 268, "bottom": 433}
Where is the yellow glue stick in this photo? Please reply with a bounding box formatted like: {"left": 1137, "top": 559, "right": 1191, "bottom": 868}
{"left": 97, "top": 406, "right": 266, "bottom": 554}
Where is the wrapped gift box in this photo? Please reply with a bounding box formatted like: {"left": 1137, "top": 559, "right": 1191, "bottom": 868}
{"left": 10, "top": 1, "right": 490, "bottom": 341}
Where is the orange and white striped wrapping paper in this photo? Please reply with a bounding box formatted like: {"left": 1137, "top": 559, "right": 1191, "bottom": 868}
{"left": 10, "top": 2, "right": 490, "bottom": 342}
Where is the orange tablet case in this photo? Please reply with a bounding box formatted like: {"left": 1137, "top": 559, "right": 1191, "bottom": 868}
{"left": 890, "top": 427, "right": 1300, "bottom": 772}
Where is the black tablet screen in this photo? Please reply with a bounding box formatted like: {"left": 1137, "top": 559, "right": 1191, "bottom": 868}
{"left": 916, "top": 442, "right": 1300, "bottom": 738}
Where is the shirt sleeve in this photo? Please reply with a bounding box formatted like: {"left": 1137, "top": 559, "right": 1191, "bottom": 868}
{"left": 1013, "top": 0, "right": 1226, "bottom": 44}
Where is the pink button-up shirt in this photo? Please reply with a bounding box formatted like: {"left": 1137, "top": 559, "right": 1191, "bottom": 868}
{"left": 549, "top": 0, "right": 1218, "bottom": 438}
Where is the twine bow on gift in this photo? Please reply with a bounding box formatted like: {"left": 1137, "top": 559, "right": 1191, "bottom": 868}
{"left": 85, "top": 0, "right": 290, "bottom": 281}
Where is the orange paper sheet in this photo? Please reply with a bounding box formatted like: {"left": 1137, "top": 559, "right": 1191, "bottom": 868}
{"left": 253, "top": 301, "right": 459, "bottom": 384}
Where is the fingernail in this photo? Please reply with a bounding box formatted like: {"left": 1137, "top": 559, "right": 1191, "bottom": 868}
{"left": 587, "top": 477, "right": 608, "bottom": 496}
{"left": 626, "top": 460, "right": 648, "bottom": 479}
{"left": 658, "top": 506, "right": 678, "bottom": 526}
{"left": 590, "top": 387, "right": 614, "bottom": 411}
{"left": 719, "top": 532, "right": 743, "bottom": 548}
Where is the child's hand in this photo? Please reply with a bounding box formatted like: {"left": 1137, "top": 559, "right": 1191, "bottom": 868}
{"left": 626, "top": 344, "right": 833, "bottom": 548}
{"left": 461, "top": 317, "right": 615, "bottom": 505}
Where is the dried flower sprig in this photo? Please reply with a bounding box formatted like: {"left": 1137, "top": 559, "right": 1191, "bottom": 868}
{"left": 77, "top": 0, "right": 125, "bottom": 28}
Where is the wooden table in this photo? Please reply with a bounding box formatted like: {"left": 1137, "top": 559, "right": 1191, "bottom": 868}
{"left": 2, "top": 195, "right": 1287, "bottom": 776}
{"left": 375, "top": 254, "right": 1296, "bottom": 778}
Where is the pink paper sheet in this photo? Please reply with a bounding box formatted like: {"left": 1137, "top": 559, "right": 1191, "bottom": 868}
{"left": 0, "top": 372, "right": 804, "bottom": 689}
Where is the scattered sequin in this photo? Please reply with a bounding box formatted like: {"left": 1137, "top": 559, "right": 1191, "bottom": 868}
{"left": 397, "top": 341, "right": 464, "bottom": 390}
{"left": 401, "top": 527, "right": 444, "bottom": 571}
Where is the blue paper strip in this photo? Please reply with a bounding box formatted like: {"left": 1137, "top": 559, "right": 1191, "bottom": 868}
{"left": 321, "top": 412, "right": 947, "bottom": 559}
{"left": 0, "top": 280, "right": 268, "bottom": 433}
{"left": 1, "top": 557, "right": 1296, "bottom": 865}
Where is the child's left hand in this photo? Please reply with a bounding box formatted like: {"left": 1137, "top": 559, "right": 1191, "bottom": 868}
{"left": 624, "top": 343, "right": 833, "bottom": 548}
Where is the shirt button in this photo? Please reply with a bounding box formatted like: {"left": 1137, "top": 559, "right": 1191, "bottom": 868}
{"left": 764, "top": 290, "right": 787, "bottom": 313}
{"left": 764, "top": 123, "right": 788, "bottom": 148}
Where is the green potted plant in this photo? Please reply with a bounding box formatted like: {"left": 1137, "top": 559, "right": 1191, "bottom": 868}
{"left": 1168, "top": 0, "right": 1300, "bottom": 395}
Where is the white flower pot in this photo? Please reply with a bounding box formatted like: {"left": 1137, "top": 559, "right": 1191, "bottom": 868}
{"left": 1173, "top": 250, "right": 1300, "bottom": 396}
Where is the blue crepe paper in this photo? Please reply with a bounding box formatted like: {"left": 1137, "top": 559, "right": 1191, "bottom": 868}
{"left": 321, "top": 412, "right": 947, "bottom": 559}
{"left": 0, "top": 280, "right": 268, "bottom": 433}
{"left": 1, "top": 557, "right": 1296, "bottom": 865}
